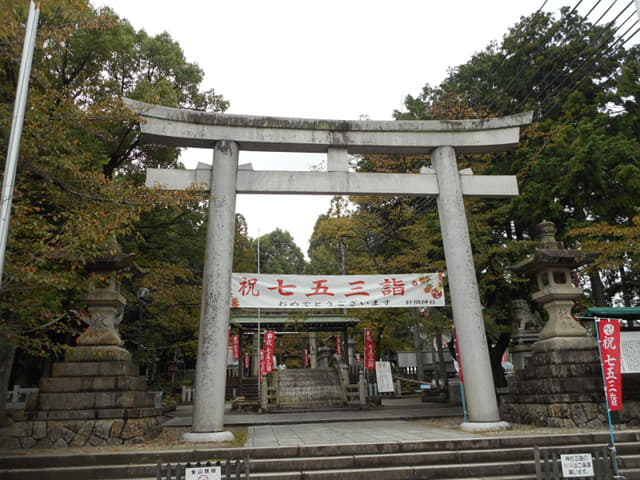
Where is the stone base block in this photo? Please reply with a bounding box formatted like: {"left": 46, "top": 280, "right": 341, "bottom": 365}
{"left": 0, "top": 416, "right": 162, "bottom": 448}
{"left": 183, "top": 430, "right": 235, "bottom": 443}
{"left": 52, "top": 360, "right": 139, "bottom": 377}
{"left": 460, "top": 421, "right": 511, "bottom": 432}
{"left": 40, "top": 375, "right": 146, "bottom": 393}
{"left": 30, "top": 407, "right": 163, "bottom": 421}
{"left": 39, "top": 391, "right": 154, "bottom": 411}
{"left": 65, "top": 346, "right": 131, "bottom": 362}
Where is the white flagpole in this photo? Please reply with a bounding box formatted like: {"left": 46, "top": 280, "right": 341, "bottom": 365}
{"left": 0, "top": 1, "right": 40, "bottom": 284}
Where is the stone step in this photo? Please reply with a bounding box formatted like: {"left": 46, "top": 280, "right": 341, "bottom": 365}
{"left": 52, "top": 361, "right": 139, "bottom": 377}
{"left": 38, "top": 391, "right": 154, "bottom": 411}
{"left": 2, "top": 434, "right": 639, "bottom": 469}
{"left": 2, "top": 433, "right": 639, "bottom": 480}
{"left": 40, "top": 376, "right": 147, "bottom": 393}
{"left": 5, "top": 454, "right": 639, "bottom": 480}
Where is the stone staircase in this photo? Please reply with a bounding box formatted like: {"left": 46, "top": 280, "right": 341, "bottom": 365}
{"left": 1, "top": 430, "right": 639, "bottom": 480}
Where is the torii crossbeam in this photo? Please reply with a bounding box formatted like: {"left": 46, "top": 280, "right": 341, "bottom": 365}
{"left": 127, "top": 98, "right": 533, "bottom": 440}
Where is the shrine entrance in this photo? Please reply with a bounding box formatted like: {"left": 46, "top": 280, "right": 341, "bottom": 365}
{"left": 227, "top": 314, "right": 360, "bottom": 410}
{"left": 126, "top": 98, "right": 532, "bottom": 441}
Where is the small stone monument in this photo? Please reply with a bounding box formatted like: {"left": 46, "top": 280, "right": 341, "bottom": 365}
{"left": 5, "top": 239, "right": 163, "bottom": 448}
{"left": 500, "top": 221, "right": 605, "bottom": 428}
{"left": 509, "top": 299, "right": 542, "bottom": 371}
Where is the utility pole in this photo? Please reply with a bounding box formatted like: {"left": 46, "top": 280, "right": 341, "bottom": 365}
{"left": 0, "top": 1, "right": 40, "bottom": 284}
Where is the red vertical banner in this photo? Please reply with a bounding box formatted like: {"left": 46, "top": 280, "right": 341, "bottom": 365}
{"left": 244, "top": 352, "right": 250, "bottom": 371}
{"left": 454, "top": 327, "right": 464, "bottom": 382}
{"left": 264, "top": 331, "right": 276, "bottom": 374}
{"left": 336, "top": 335, "right": 342, "bottom": 356}
{"left": 365, "top": 328, "right": 376, "bottom": 369}
{"left": 232, "top": 335, "right": 240, "bottom": 360}
{"left": 598, "top": 319, "right": 623, "bottom": 411}
{"left": 259, "top": 349, "right": 264, "bottom": 382}
{"left": 304, "top": 348, "right": 309, "bottom": 368}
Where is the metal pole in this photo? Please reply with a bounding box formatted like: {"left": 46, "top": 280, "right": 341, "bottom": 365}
{"left": 0, "top": 1, "right": 40, "bottom": 284}
{"left": 594, "top": 318, "right": 622, "bottom": 479}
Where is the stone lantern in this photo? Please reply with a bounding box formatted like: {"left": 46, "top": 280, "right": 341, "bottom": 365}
{"left": 500, "top": 221, "right": 607, "bottom": 428}
{"left": 75, "top": 237, "right": 135, "bottom": 351}
{"left": 511, "top": 220, "right": 598, "bottom": 352}
{"left": 25, "top": 238, "right": 163, "bottom": 448}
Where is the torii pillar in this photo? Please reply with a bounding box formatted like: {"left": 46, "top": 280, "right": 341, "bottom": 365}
{"left": 126, "top": 98, "right": 532, "bottom": 439}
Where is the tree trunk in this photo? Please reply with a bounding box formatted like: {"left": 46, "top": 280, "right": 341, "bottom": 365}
{"left": 590, "top": 270, "right": 608, "bottom": 307}
{"left": 412, "top": 320, "right": 425, "bottom": 382}
{"left": 489, "top": 332, "right": 511, "bottom": 389}
{"left": 0, "top": 337, "right": 16, "bottom": 426}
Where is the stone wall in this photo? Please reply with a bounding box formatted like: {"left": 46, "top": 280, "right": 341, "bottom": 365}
{"left": 277, "top": 368, "right": 344, "bottom": 408}
{"left": 500, "top": 347, "right": 640, "bottom": 428}
{"left": 0, "top": 416, "right": 162, "bottom": 449}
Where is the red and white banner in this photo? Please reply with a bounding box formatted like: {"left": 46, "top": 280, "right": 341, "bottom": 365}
{"left": 263, "top": 330, "right": 277, "bottom": 374}
{"left": 231, "top": 273, "right": 445, "bottom": 309}
{"left": 259, "top": 349, "right": 264, "bottom": 382}
{"left": 336, "top": 335, "right": 342, "bottom": 356}
{"left": 304, "top": 348, "right": 309, "bottom": 368}
{"left": 232, "top": 335, "right": 240, "bottom": 360}
{"left": 598, "top": 319, "right": 623, "bottom": 411}
{"left": 365, "top": 328, "right": 376, "bottom": 370}
{"left": 244, "top": 352, "right": 250, "bottom": 371}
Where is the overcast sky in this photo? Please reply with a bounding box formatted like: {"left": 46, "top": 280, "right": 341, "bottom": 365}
{"left": 91, "top": 0, "right": 635, "bottom": 256}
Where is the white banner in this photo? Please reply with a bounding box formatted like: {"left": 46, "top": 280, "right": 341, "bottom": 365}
{"left": 231, "top": 273, "right": 445, "bottom": 309}
{"left": 622, "top": 331, "right": 640, "bottom": 373}
{"left": 375, "top": 361, "right": 395, "bottom": 392}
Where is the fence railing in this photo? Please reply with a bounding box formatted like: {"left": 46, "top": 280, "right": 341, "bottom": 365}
{"left": 157, "top": 459, "right": 250, "bottom": 480}
{"left": 533, "top": 445, "right": 618, "bottom": 480}
{"left": 6, "top": 385, "right": 39, "bottom": 409}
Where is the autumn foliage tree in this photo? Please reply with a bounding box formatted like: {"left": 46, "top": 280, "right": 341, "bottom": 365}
{"left": 0, "top": 0, "right": 230, "bottom": 421}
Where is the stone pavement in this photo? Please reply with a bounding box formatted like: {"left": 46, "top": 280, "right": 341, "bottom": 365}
{"left": 245, "top": 419, "right": 475, "bottom": 447}
{"left": 163, "top": 397, "right": 475, "bottom": 447}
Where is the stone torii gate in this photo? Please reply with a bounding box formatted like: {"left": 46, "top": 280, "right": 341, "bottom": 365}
{"left": 126, "top": 99, "right": 533, "bottom": 441}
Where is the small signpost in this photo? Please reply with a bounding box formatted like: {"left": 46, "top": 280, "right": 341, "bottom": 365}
{"left": 375, "top": 361, "right": 394, "bottom": 393}
{"left": 560, "top": 454, "right": 594, "bottom": 478}
{"left": 185, "top": 465, "right": 221, "bottom": 480}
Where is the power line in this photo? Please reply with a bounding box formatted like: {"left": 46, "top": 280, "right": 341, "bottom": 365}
{"left": 540, "top": 19, "right": 640, "bottom": 118}
{"left": 516, "top": 0, "right": 636, "bottom": 114}
{"left": 506, "top": 0, "right": 587, "bottom": 113}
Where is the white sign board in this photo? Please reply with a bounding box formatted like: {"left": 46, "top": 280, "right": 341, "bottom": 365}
{"left": 231, "top": 273, "right": 445, "bottom": 309}
{"left": 621, "top": 331, "right": 640, "bottom": 373}
{"left": 375, "top": 361, "right": 395, "bottom": 393}
{"left": 185, "top": 465, "right": 221, "bottom": 480}
{"left": 560, "top": 453, "right": 594, "bottom": 478}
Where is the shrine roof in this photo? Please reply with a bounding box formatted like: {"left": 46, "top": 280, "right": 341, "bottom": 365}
{"left": 230, "top": 314, "right": 359, "bottom": 332}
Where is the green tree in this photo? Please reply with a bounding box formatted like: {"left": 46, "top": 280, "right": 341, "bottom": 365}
{"left": 0, "top": 0, "right": 228, "bottom": 422}
{"left": 254, "top": 228, "right": 306, "bottom": 274}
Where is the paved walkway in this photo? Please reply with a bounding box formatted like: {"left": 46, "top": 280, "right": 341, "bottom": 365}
{"left": 163, "top": 397, "right": 474, "bottom": 446}
{"left": 246, "top": 419, "right": 475, "bottom": 447}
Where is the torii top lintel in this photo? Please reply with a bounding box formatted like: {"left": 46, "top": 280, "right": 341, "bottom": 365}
{"left": 124, "top": 99, "right": 533, "bottom": 155}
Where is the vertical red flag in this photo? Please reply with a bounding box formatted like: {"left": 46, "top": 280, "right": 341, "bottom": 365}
{"left": 365, "top": 328, "right": 376, "bottom": 369}
{"left": 259, "top": 349, "right": 264, "bottom": 383}
{"left": 454, "top": 327, "right": 464, "bottom": 382}
{"left": 232, "top": 335, "right": 240, "bottom": 360}
{"left": 263, "top": 331, "right": 276, "bottom": 374}
{"left": 304, "top": 348, "right": 309, "bottom": 368}
{"left": 336, "top": 335, "right": 342, "bottom": 356}
{"left": 244, "top": 352, "right": 250, "bottom": 371}
{"left": 598, "top": 319, "right": 623, "bottom": 411}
